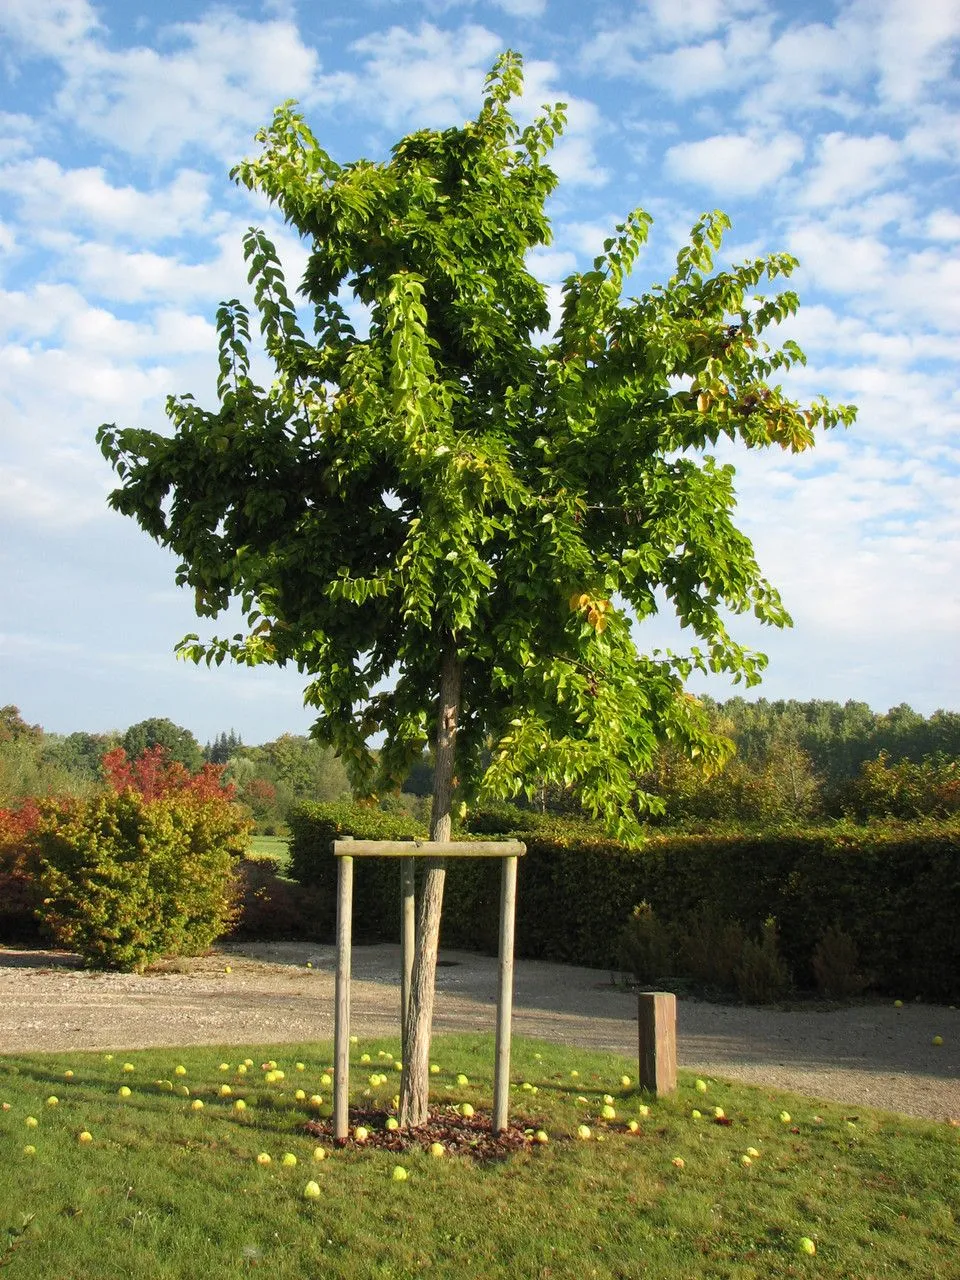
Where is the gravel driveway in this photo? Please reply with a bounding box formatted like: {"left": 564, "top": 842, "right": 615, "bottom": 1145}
{"left": 1, "top": 942, "right": 957, "bottom": 1122}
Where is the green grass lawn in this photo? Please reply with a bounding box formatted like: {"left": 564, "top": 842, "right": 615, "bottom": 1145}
{"left": 246, "top": 834, "right": 290, "bottom": 868}
{"left": 1, "top": 1035, "right": 956, "bottom": 1279}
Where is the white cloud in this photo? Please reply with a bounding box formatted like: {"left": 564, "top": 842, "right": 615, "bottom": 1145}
{"left": 0, "top": 460, "right": 106, "bottom": 526}
{"left": 764, "top": 16, "right": 870, "bottom": 110}
{"left": 783, "top": 304, "right": 958, "bottom": 367}
{"left": 926, "top": 210, "right": 960, "bottom": 241}
{"left": 0, "top": 283, "right": 217, "bottom": 361}
{"left": 582, "top": 1, "right": 770, "bottom": 80}
{"left": 1, "top": 159, "right": 215, "bottom": 240}
{"left": 688, "top": 431, "right": 960, "bottom": 704}
{"left": 826, "top": 191, "right": 915, "bottom": 234}
{"left": 349, "top": 23, "right": 501, "bottom": 128}
{"left": 492, "top": 0, "right": 547, "bottom": 15}
{"left": 12, "top": 11, "right": 338, "bottom": 164}
{"left": 414, "top": 0, "right": 547, "bottom": 14}
{"left": 903, "top": 107, "right": 960, "bottom": 162}
{"left": 58, "top": 238, "right": 240, "bottom": 304}
{"left": 526, "top": 247, "right": 578, "bottom": 281}
{"left": 23, "top": 224, "right": 259, "bottom": 306}
{"left": 799, "top": 132, "right": 901, "bottom": 208}
{"left": 0, "top": 112, "right": 37, "bottom": 162}
{"left": 637, "top": 428, "right": 960, "bottom": 712}
{"left": 879, "top": 247, "right": 960, "bottom": 332}
{"left": 787, "top": 220, "right": 960, "bottom": 333}
{"left": 648, "top": 38, "right": 730, "bottom": 94}
{"left": 601, "top": 15, "right": 772, "bottom": 100}
{"left": 788, "top": 224, "right": 890, "bottom": 295}
{"left": 0, "top": 0, "right": 101, "bottom": 57}
{"left": 646, "top": 0, "right": 769, "bottom": 39}
{"left": 0, "top": 342, "right": 173, "bottom": 421}
{"left": 873, "top": 0, "right": 960, "bottom": 106}
{"left": 769, "top": 17, "right": 855, "bottom": 79}
{"left": 741, "top": 0, "right": 960, "bottom": 124}
{"left": 664, "top": 130, "right": 803, "bottom": 195}
{"left": 549, "top": 135, "right": 609, "bottom": 188}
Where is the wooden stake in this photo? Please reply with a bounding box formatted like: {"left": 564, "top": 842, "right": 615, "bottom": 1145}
{"left": 637, "top": 991, "right": 677, "bottom": 1095}
{"left": 333, "top": 843, "right": 354, "bottom": 1140}
{"left": 400, "top": 858, "right": 415, "bottom": 1063}
{"left": 493, "top": 853, "right": 518, "bottom": 1133}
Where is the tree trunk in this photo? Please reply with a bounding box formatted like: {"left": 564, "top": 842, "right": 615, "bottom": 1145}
{"left": 398, "top": 644, "right": 461, "bottom": 1128}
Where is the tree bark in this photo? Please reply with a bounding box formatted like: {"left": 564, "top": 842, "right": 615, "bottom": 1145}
{"left": 398, "top": 643, "right": 461, "bottom": 1128}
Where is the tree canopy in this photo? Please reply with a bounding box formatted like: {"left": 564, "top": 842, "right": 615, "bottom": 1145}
{"left": 122, "top": 718, "right": 204, "bottom": 772}
{"left": 97, "top": 52, "right": 854, "bottom": 846}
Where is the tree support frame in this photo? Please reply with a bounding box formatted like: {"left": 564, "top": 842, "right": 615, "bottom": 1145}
{"left": 332, "top": 837, "right": 526, "bottom": 1139}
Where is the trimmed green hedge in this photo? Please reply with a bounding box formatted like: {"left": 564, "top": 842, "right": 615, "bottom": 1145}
{"left": 505, "top": 816, "right": 960, "bottom": 1000}
{"left": 286, "top": 801, "right": 507, "bottom": 950}
{"left": 287, "top": 802, "right": 427, "bottom": 942}
{"left": 286, "top": 802, "right": 960, "bottom": 1000}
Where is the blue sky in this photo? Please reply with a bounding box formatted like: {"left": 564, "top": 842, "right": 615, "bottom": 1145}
{"left": 1, "top": 0, "right": 958, "bottom": 745}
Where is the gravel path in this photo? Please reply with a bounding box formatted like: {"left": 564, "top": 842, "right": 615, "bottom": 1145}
{"left": 1, "top": 942, "right": 957, "bottom": 1122}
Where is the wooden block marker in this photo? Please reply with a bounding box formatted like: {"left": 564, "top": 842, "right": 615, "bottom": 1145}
{"left": 637, "top": 991, "right": 677, "bottom": 1095}
{"left": 332, "top": 837, "right": 525, "bottom": 1139}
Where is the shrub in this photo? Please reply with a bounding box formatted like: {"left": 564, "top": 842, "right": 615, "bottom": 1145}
{"left": 619, "top": 902, "right": 677, "bottom": 986}
{"left": 621, "top": 902, "right": 755, "bottom": 997}
{"left": 811, "top": 924, "right": 869, "bottom": 999}
{"left": 230, "top": 859, "right": 327, "bottom": 941}
{"left": 0, "top": 800, "right": 47, "bottom": 943}
{"left": 288, "top": 801, "right": 426, "bottom": 885}
{"left": 676, "top": 907, "right": 747, "bottom": 994}
{"left": 285, "top": 801, "right": 517, "bottom": 951}
{"left": 31, "top": 785, "right": 248, "bottom": 972}
{"left": 734, "top": 918, "right": 792, "bottom": 1004}
{"left": 101, "top": 745, "right": 237, "bottom": 804}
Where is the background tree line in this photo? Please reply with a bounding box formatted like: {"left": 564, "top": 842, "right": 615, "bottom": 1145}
{"left": 0, "top": 707, "right": 350, "bottom": 829}
{"left": 490, "top": 697, "right": 960, "bottom": 829}
{"left": 3, "top": 697, "right": 958, "bottom": 832}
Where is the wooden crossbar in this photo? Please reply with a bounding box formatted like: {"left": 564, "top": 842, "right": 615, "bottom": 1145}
{"left": 333, "top": 839, "right": 525, "bottom": 858}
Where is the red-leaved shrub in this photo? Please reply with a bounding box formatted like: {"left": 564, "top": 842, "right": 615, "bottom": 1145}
{"left": 30, "top": 748, "right": 250, "bottom": 971}
{"left": 0, "top": 799, "right": 46, "bottom": 941}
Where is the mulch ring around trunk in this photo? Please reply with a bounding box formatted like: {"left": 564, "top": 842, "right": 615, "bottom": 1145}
{"left": 303, "top": 1104, "right": 540, "bottom": 1163}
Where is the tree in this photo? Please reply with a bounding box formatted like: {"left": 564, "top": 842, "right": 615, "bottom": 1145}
{"left": 232, "top": 735, "right": 351, "bottom": 818}
{"left": 0, "top": 706, "right": 42, "bottom": 744}
{"left": 122, "top": 718, "right": 203, "bottom": 771}
{"left": 97, "top": 52, "right": 854, "bottom": 1125}
{"left": 0, "top": 714, "right": 102, "bottom": 804}
{"left": 263, "top": 734, "right": 350, "bottom": 802}
{"left": 206, "top": 730, "right": 242, "bottom": 765}
{"left": 843, "top": 750, "right": 960, "bottom": 821}
{"left": 41, "top": 732, "right": 117, "bottom": 781}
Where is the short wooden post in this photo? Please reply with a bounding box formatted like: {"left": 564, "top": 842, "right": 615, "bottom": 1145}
{"left": 637, "top": 991, "right": 677, "bottom": 1095}
{"left": 333, "top": 842, "right": 354, "bottom": 1140}
{"left": 492, "top": 853, "right": 518, "bottom": 1133}
{"left": 400, "top": 859, "right": 416, "bottom": 1063}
